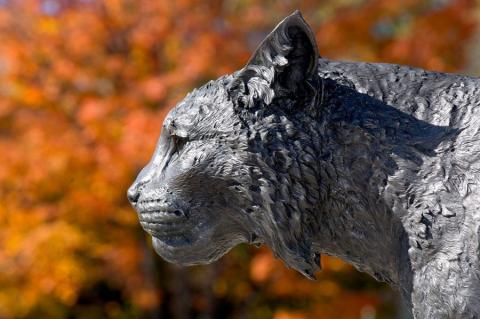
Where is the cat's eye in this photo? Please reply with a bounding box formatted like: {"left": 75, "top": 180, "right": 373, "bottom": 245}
{"left": 171, "top": 134, "right": 187, "bottom": 154}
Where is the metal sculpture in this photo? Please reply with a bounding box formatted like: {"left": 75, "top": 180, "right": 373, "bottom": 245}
{"left": 128, "top": 11, "right": 480, "bottom": 318}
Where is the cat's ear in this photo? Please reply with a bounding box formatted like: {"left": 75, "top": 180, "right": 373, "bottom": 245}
{"left": 228, "top": 11, "right": 319, "bottom": 107}
{"left": 246, "top": 10, "right": 318, "bottom": 84}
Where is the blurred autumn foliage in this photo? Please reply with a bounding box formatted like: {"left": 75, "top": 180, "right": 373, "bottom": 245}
{"left": 0, "top": 0, "right": 478, "bottom": 318}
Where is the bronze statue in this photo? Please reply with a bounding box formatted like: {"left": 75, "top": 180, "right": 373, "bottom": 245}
{"left": 128, "top": 11, "right": 480, "bottom": 318}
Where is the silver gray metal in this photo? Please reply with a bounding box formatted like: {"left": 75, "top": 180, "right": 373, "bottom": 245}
{"left": 128, "top": 11, "right": 480, "bottom": 319}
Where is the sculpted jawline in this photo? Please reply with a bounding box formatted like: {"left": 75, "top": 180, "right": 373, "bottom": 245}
{"left": 128, "top": 11, "right": 480, "bottom": 318}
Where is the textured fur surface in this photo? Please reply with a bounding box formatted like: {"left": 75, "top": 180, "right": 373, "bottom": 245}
{"left": 128, "top": 11, "right": 480, "bottom": 318}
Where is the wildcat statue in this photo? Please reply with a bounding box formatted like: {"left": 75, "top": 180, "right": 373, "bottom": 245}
{"left": 128, "top": 11, "right": 480, "bottom": 318}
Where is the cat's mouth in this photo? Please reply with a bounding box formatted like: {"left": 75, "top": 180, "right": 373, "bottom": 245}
{"left": 139, "top": 209, "right": 185, "bottom": 223}
{"left": 139, "top": 219, "right": 188, "bottom": 238}
{"left": 136, "top": 199, "right": 189, "bottom": 236}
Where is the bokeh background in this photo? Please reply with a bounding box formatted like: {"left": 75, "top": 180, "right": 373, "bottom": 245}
{"left": 1, "top": 0, "right": 479, "bottom": 318}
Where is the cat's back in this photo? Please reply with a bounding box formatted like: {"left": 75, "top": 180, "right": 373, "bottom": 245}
{"left": 317, "top": 57, "right": 480, "bottom": 131}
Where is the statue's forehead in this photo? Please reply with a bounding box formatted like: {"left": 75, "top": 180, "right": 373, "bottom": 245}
{"left": 165, "top": 79, "right": 235, "bottom": 132}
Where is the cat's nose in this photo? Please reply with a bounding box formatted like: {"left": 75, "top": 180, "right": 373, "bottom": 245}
{"left": 127, "top": 183, "right": 141, "bottom": 205}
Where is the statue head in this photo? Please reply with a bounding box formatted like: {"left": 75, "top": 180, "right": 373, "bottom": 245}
{"left": 127, "top": 11, "right": 321, "bottom": 278}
